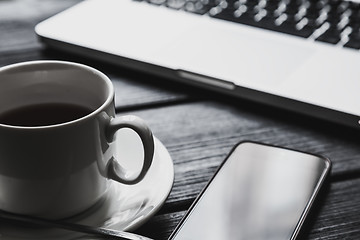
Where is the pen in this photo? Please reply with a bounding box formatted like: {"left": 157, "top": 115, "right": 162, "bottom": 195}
{"left": 0, "top": 210, "right": 153, "bottom": 240}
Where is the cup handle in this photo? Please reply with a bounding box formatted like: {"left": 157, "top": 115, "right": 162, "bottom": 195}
{"left": 105, "top": 115, "right": 154, "bottom": 185}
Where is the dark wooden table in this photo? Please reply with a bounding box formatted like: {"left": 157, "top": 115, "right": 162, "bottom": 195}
{"left": 1, "top": 1, "right": 359, "bottom": 239}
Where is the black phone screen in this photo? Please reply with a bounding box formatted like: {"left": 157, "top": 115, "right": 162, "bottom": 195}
{"left": 170, "top": 142, "right": 330, "bottom": 240}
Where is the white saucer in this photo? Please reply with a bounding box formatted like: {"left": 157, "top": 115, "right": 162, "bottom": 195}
{"left": 0, "top": 131, "right": 174, "bottom": 239}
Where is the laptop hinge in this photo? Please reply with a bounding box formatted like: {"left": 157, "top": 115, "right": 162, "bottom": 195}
{"left": 177, "top": 70, "right": 236, "bottom": 90}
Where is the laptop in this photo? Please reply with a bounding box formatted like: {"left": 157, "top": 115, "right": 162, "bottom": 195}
{"left": 35, "top": 0, "right": 360, "bottom": 129}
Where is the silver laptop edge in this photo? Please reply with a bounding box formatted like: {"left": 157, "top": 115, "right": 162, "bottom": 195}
{"left": 35, "top": 0, "right": 360, "bottom": 129}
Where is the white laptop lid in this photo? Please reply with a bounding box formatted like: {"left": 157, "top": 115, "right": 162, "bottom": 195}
{"left": 35, "top": 0, "right": 360, "bottom": 128}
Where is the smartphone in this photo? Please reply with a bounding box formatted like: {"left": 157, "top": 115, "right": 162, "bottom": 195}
{"left": 169, "top": 141, "right": 331, "bottom": 240}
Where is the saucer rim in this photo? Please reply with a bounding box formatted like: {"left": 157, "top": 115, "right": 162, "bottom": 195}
{"left": 0, "top": 136, "right": 174, "bottom": 239}
{"left": 123, "top": 136, "right": 174, "bottom": 231}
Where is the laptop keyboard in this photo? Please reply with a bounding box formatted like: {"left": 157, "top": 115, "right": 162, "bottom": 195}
{"left": 137, "top": 0, "right": 360, "bottom": 49}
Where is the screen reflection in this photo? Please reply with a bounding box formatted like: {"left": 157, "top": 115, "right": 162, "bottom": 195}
{"left": 171, "top": 142, "right": 330, "bottom": 240}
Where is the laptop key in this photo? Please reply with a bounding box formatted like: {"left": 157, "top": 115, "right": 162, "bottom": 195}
{"left": 184, "top": 1, "right": 211, "bottom": 14}
{"left": 214, "top": 10, "right": 313, "bottom": 38}
{"left": 316, "top": 26, "right": 341, "bottom": 44}
{"left": 345, "top": 30, "right": 360, "bottom": 49}
{"left": 139, "top": 0, "right": 357, "bottom": 46}
{"left": 166, "top": 0, "right": 186, "bottom": 9}
{"left": 278, "top": 21, "right": 314, "bottom": 38}
{"left": 148, "top": 0, "right": 167, "bottom": 5}
{"left": 344, "top": 39, "right": 360, "bottom": 49}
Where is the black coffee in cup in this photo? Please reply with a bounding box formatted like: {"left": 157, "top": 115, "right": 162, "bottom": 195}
{"left": 0, "top": 103, "right": 92, "bottom": 127}
{"left": 0, "top": 61, "right": 154, "bottom": 219}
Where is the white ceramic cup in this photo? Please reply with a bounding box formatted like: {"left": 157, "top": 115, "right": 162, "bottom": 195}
{"left": 0, "top": 61, "right": 154, "bottom": 219}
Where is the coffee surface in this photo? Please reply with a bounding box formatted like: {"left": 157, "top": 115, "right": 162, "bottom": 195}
{"left": 0, "top": 103, "right": 93, "bottom": 127}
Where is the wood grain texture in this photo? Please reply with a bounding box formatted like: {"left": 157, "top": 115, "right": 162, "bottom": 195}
{"left": 0, "top": 0, "right": 188, "bottom": 109}
{"left": 0, "top": 0, "right": 79, "bottom": 54}
{"left": 135, "top": 178, "right": 360, "bottom": 240}
{"left": 1, "top": 0, "right": 359, "bottom": 239}
{"left": 116, "top": 100, "right": 360, "bottom": 239}
{"left": 121, "top": 101, "right": 360, "bottom": 179}
{"left": 102, "top": 68, "right": 190, "bottom": 110}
